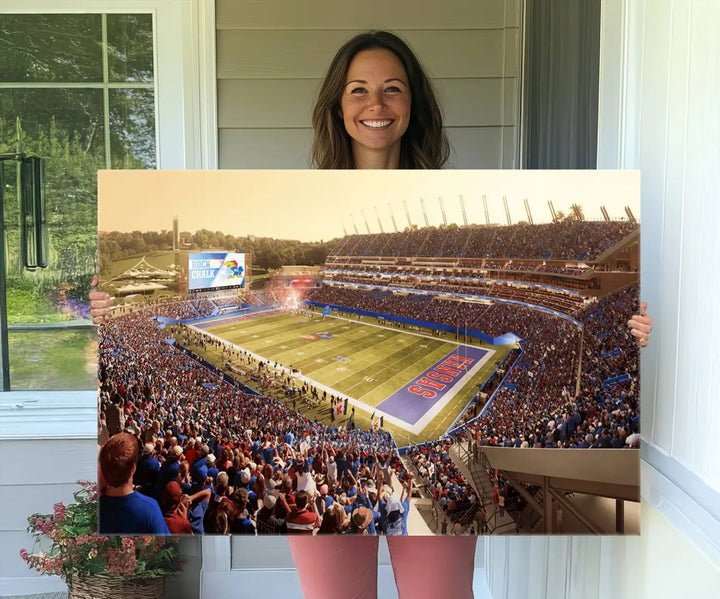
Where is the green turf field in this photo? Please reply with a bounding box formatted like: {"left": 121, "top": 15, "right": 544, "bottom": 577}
{"left": 188, "top": 310, "right": 512, "bottom": 445}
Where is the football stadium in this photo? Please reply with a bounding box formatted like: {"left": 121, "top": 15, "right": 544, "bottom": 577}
{"left": 98, "top": 215, "right": 641, "bottom": 536}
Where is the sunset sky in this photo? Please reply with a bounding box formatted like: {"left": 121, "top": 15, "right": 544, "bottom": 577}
{"left": 99, "top": 170, "right": 640, "bottom": 243}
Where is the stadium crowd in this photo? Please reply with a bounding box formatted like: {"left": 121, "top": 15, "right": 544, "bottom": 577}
{"left": 459, "top": 285, "right": 640, "bottom": 449}
{"left": 332, "top": 221, "right": 636, "bottom": 261}
{"left": 98, "top": 303, "right": 423, "bottom": 535}
{"left": 97, "top": 219, "right": 640, "bottom": 534}
{"left": 318, "top": 274, "right": 584, "bottom": 315}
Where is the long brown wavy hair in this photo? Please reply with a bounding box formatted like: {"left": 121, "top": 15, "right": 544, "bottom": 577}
{"left": 311, "top": 31, "right": 449, "bottom": 170}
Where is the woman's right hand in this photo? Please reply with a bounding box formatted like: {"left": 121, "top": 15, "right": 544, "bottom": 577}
{"left": 89, "top": 275, "right": 112, "bottom": 324}
{"left": 627, "top": 301, "right": 653, "bottom": 348}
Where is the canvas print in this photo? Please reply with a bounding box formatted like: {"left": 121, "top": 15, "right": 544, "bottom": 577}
{"left": 97, "top": 169, "right": 640, "bottom": 536}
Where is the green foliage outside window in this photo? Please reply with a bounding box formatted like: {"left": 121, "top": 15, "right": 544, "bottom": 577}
{"left": 0, "top": 13, "right": 155, "bottom": 388}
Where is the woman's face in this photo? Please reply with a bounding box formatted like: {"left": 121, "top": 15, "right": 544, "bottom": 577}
{"left": 340, "top": 48, "right": 411, "bottom": 164}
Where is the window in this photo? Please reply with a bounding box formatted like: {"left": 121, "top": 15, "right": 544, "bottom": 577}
{"left": 0, "top": 12, "right": 156, "bottom": 390}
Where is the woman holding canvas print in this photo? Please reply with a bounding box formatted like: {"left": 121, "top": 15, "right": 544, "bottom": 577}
{"left": 90, "top": 31, "right": 652, "bottom": 599}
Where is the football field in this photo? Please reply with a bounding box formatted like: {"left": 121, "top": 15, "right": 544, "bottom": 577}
{"left": 189, "top": 309, "right": 513, "bottom": 445}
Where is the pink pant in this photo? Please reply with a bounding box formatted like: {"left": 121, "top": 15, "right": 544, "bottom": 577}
{"left": 288, "top": 536, "right": 476, "bottom": 599}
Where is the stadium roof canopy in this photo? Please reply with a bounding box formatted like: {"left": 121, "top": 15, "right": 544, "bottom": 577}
{"left": 116, "top": 257, "right": 175, "bottom": 279}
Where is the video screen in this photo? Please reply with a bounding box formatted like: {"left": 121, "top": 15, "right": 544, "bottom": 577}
{"left": 188, "top": 252, "right": 246, "bottom": 291}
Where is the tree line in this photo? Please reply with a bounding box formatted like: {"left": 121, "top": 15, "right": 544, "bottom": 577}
{"left": 99, "top": 230, "right": 339, "bottom": 273}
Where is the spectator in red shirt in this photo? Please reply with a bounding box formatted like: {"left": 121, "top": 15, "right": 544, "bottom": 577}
{"left": 285, "top": 490, "right": 319, "bottom": 534}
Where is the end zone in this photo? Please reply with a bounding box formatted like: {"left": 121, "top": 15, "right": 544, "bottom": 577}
{"left": 374, "top": 346, "right": 494, "bottom": 435}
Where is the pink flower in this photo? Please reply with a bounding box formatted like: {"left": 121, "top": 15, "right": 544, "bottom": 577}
{"left": 43, "top": 557, "right": 63, "bottom": 576}
{"left": 34, "top": 518, "right": 54, "bottom": 535}
{"left": 121, "top": 537, "right": 135, "bottom": 550}
{"left": 53, "top": 503, "right": 66, "bottom": 521}
{"left": 19, "top": 548, "right": 29, "bottom": 562}
{"left": 92, "top": 534, "right": 110, "bottom": 545}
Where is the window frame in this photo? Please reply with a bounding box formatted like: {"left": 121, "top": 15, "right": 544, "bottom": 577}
{"left": 0, "top": 0, "right": 217, "bottom": 393}
{"left": 2, "top": 0, "right": 218, "bottom": 170}
{"left": 0, "top": 0, "right": 217, "bottom": 390}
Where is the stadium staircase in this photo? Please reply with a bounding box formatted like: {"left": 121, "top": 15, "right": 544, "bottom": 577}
{"left": 400, "top": 447, "right": 511, "bottom": 535}
{"left": 450, "top": 443, "right": 640, "bottom": 534}
{"left": 448, "top": 442, "right": 517, "bottom": 533}
{"left": 398, "top": 454, "right": 484, "bottom": 534}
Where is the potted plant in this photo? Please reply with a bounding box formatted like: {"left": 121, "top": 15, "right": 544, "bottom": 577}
{"left": 20, "top": 480, "right": 182, "bottom": 599}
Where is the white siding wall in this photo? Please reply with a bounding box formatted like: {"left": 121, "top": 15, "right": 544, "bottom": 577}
{"left": 485, "top": 0, "right": 720, "bottom": 596}
{"left": 215, "top": 0, "right": 522, "bottom": 169}
{"left": 0, "top": 440, "right": 96, "bottom": 580}
{"left": 0, "top": 395, "right": 97, "bottom": 592}
{"left": 602, "top": 0, "right": 720, "bottom": 492}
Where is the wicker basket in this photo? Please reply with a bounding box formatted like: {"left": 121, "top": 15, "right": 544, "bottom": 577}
{"left": 67, "top": 575, "right": 164, "bottom": 599}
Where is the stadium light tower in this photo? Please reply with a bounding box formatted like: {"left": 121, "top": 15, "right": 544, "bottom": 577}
{"left": 548, "top": 200, "right": 558, "bottom": 223}
{"left": 503, "top": 196, "right": 511, "bottom": 226}
{"left": 388, "top": 203, "right": 399, "bottom": 232}
{"left": 439, "top": 197, "right": 447, "bottom": 226}
{"left": 524, "top": 198, "right": 534, "bottom": 224}
{"left": 482, "top": 195, "right": 490, "bottom": 225}
{"left": 351, "top": 214, "right": 359, "bottom": 235}
{"left": 625, "top": 206, "right": 637, "bottom": 223}
{"left": 360, "top": 209, "right": 371, "bottom": 234}
{"left": 419, "top": 198, "right": 430, "bottom": 227}
{"left": 600, "top": 206, "right": 611, "bottom": 222}
{"left": 374, "top": 206, "right": 384, "bottom": 233}
{"left": 403, "top": 200, "right": 413, "bottom": 228}
{"left": 459, "top": 195, "right": 468, "bottom": 226}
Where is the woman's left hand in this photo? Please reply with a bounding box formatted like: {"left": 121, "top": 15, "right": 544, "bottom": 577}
{"left": 627, "top": 301, "right": 653, "bottom": 347}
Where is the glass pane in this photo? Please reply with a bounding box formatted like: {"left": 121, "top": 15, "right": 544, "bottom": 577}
{"left": 1, "top": 88, "right": 103, "bottom": 326}
{"left": 107, "top": 14, "right": 154, "bottom": 83}
{"left": 9, "top": 328, "right": 98, "bottom": 390}
{"left": 0, "top": 14, "right": 102, "bottom": 82}
{"left": 1, "top": 12, "right": 157, "bottom": 390}
{"left": 109, "top": 88, "right": 157, "bottom": 169}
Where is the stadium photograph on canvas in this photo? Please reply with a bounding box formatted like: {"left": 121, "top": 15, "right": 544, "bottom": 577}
{"left": 97, "top": 169, "right": 641, "bottom": 536}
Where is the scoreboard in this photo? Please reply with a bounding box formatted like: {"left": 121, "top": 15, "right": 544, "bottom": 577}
{"left": 185, "top": 251, "right": 248, "bottom": 292}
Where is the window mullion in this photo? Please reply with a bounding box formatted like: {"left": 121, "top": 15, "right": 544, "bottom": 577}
{"left": 0, "top": 83, "right": 154, "bottom": 90}
{"left": 101, "top": 13, "right": 112, "bottom": 170}
{"left": 0, "top": 166, "right": 10, "bottom": 391}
